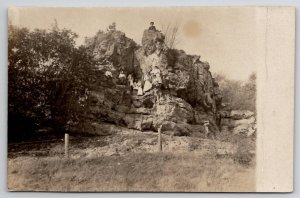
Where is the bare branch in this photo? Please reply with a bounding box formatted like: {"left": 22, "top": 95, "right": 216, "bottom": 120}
{"left": 161, "top": 21, "right": 181, "bottom": 49}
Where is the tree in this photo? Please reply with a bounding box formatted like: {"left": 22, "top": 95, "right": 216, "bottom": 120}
{"left": 8, "top": 23, "right": 96, "bottom": 140}
{"left": 214, "top": 72, "right": 256, "bottom": 112}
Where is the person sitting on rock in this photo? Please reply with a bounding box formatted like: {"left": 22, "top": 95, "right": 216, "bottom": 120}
{"left": 104, "top": 70, "right": 114, "bottom": 86}
{"left": 148, "top": 22, "right": 157, "bottom": 31}
{"left": 118, "top": 70, "right": 127, "bottom": 85}
{"left": 105, "top": 70, "right": 113, "bottom": 78}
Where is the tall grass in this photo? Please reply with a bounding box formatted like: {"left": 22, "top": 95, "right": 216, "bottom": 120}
{"left": 8, "top": 151, "right": 255, "bottom": 192}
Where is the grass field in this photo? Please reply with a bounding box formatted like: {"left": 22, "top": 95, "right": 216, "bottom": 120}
{"left": 8, "top": 129, "right": 256, "bottom": 192}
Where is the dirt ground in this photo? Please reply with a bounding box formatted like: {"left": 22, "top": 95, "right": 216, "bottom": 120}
{"left": 7, "top": 126, "right": 256, "bottom": 192}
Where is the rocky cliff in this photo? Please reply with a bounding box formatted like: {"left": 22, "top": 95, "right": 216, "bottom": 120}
{"left": 77, "top": 25, "right": 224, "bottom": 137}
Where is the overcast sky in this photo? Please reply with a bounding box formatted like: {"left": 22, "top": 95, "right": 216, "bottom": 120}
{"left": 9, "top": 7, "right": 258, "bottom": 81}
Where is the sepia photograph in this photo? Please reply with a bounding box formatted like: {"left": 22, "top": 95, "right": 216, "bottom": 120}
{"left": 7, "top": 7, "right": 294, "bottom": 192}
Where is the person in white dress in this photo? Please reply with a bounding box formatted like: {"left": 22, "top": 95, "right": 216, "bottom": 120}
{"left": 151, "top": 66, "right": 162, "bottom": 87}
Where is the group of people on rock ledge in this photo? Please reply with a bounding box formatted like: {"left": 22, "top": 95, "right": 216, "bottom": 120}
{"left": 106, "top": 22, "right": 222, "bottom": 116}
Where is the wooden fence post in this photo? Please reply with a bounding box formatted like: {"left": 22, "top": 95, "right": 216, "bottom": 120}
{"left": 158, "top": 126, "right": 162, "bottom": 151}
{"left": 65, "top": 133, "right": 69, "bottom": 158}
{"left": 203, "top": 121, "right": 210, "bottom": 138}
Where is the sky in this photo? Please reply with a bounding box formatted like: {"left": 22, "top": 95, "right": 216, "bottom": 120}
{"left": 9, "top": 7, "right": 258, "bottom": 81}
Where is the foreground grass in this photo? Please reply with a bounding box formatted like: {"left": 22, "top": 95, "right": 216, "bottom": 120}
{"left": 8, "top": 151, "right": 255, "bottom": 192}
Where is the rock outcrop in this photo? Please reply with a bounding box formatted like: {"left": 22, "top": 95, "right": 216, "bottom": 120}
{"left": 220, "top": 110, "right": 256, "bottom": 136}
{"left": 75, "top": 24, "right": 224, "bottom": 137}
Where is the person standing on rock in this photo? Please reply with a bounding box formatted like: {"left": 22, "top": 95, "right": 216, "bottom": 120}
{"left": 136, "top": 81, "right": 144, "bottom": 96}
{"left": 127, "top": 74, "right": 135, "bottom": 91}
{"left": 151, "top": 65, "right": 163, "bottom": 87}
{"left": 150, "top": 65, "right": 163, "bottom": 102}
{"left": 143, "top": 75, "right": 152, "bottom": 93}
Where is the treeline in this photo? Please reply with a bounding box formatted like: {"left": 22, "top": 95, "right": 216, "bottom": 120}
{"left": 214, "top": 73, "right": 256, "bottom": 112}
{"left": 8, "top": 24, "right": 97, "bottom": 141}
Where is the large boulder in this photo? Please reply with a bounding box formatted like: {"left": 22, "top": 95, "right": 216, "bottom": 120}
{"left": 232, "top": 116, "right": 255, "bottom": 127}
{"left": 86, "top": 28, "right": 138, "bottom": 75}
{"left": 136, "top": 29, "right": 219, "bottom": 111}
{"left": 155, "top": 94, "right": 194, "bottom": 123}
{"left": 123, "top": 114, "right": 154, "bottom": 131}
{"left": 220, "top": 110, "right": 256, "bottom": 136}
{"left": 160, "top": 121, "right": 191, "bottom": 136}
{"left": 159, "top": 121, "right": 207, "bottom": 137}
{"left": 141, "top": 29, "right": 166, "bottom": 55}
{"left": 230, "top": 110, "right": 255, "bottom": 120}
{"left": 232, "top": 124, "right": 256, "bottom": 136}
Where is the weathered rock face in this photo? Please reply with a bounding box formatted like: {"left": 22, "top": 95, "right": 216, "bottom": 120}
{"left": 86, "top": 29, "right": 137, "bottom": 75}
{"left": 221, "top": 110, "right": 256, "bottom": 136}
{"left": 136, "top": 30, "right": 221, "bottom": 112}
{"left": 76, "top": 26, "right": 224, "bottom": 137}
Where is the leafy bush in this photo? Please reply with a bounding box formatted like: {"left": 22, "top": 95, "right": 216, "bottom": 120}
{"left": 231, "top": 138, "right": 255, "bottom": 167}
